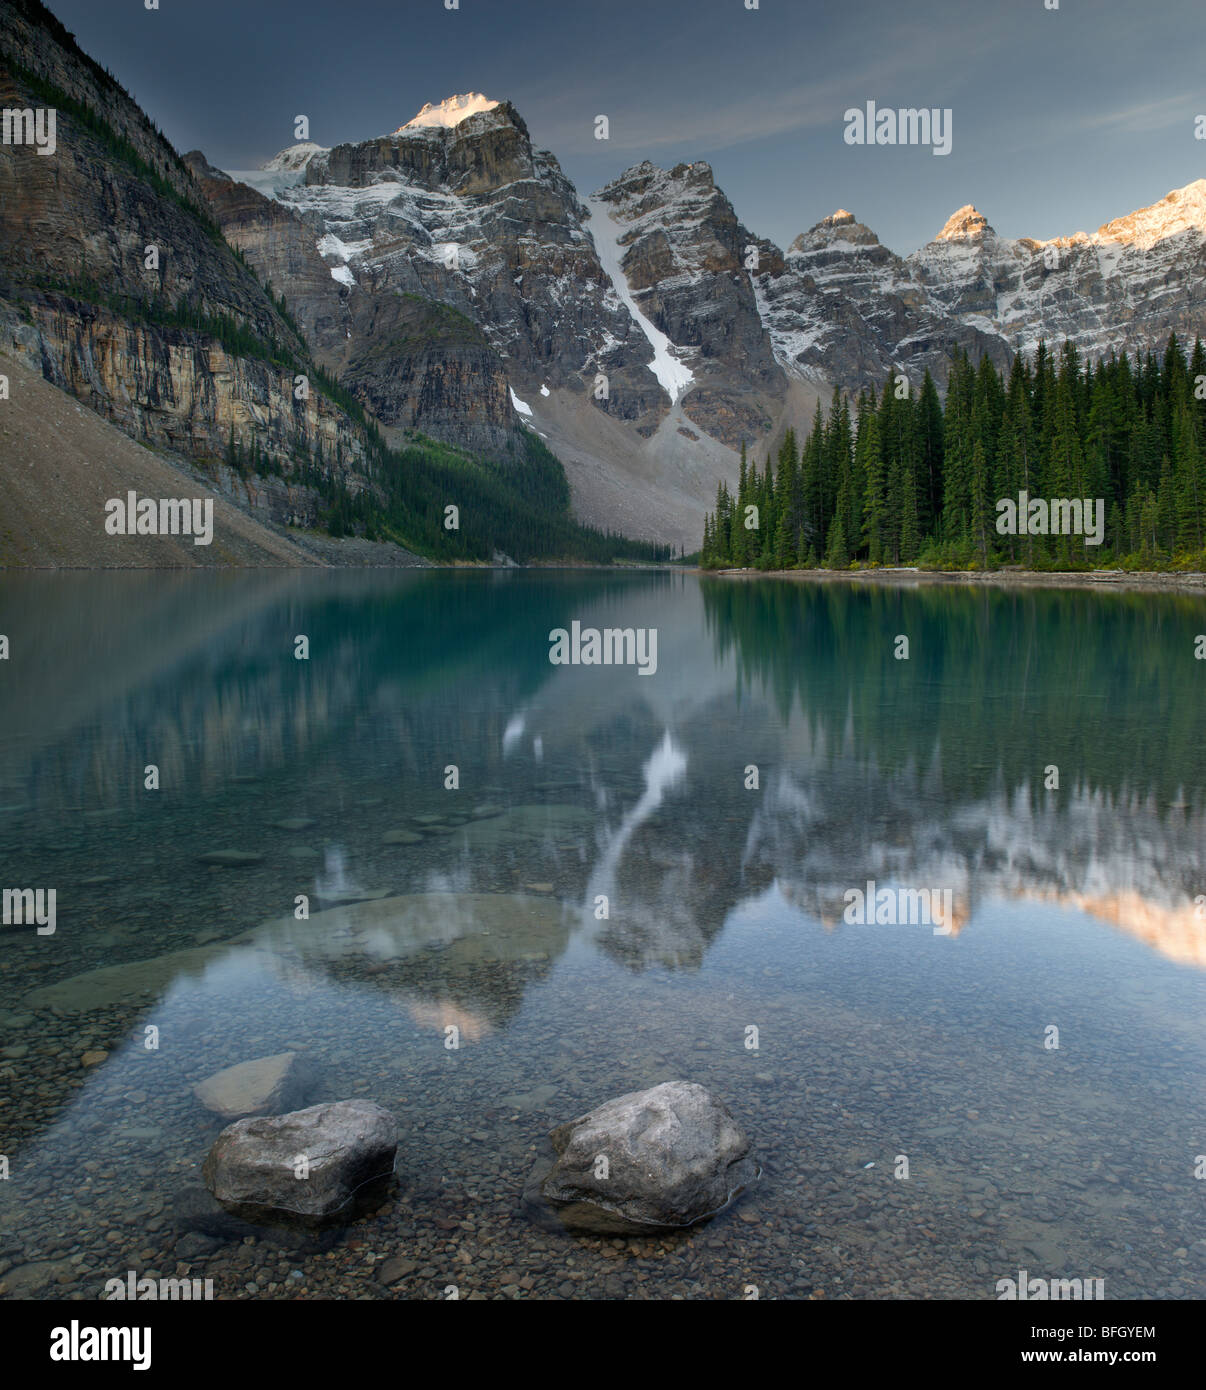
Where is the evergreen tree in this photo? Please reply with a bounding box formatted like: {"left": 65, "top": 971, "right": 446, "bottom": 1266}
{"left": 696, "top": 335, "right": 1206, "bottom": 573}
{"left": 859, "top": 406, "right": 887, "bottom": 563}
{"left": 772, "top": 429, "right": 801, "bottom": 567}
{"left": 970, "top": 440, "right": 991, "bottom": 566}
{"left": 916, "top": 368, "right": 944, "bottom": 533}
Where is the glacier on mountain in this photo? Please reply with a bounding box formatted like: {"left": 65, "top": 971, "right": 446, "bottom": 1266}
{"left": 584, "top": 195, "right": 695, "bottom": 404}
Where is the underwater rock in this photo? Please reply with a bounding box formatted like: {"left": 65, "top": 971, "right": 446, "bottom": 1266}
{"left": 193, "top": 1051, "right": 316, "bottom": 1120}
{"left": 197, "top": 850, "right": 264, "bottom": 867}
{"left": 313, "top": 887, "right": 390, "bottom": 907}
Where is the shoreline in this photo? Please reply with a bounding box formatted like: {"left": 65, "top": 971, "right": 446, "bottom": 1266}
{"left": 699, "top": 566, "right": 1206, "bottom": 595}
{"left": 0, "top": 558, "right": 672, "bottom": 572}
{"left": 5, "top": 561, "right": 1206, "bottom": 591}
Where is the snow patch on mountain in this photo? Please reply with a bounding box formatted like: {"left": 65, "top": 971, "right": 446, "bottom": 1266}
{"left": 316, "top": 232, "right": 361, "bottom": 262}
{"left": 265, "top": 142, "right": 327, "bottom": 172}
{"left": 509, "top": 387, "right": 533, "bottom": 416}
{"left": 910, "top": 179, "right": 1206, "bottom": 359}
{"left": 1089, "top": 178, "right": 1206, "bottom": 249}
{"left": 397, "top": 94, "right": 499, "bottom": 132}
{"left": 225, "top": 142, "right": 328, "bottom": 197}
{"left": 585, "top": 195, "right": 695, "bottom": 403}
{"left": 316, "top": 231, "right": 365, "bottom": 288}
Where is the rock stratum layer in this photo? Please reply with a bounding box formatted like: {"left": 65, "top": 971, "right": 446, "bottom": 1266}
{"left": 0, "top": 2, "right": 373, "bottom": 491}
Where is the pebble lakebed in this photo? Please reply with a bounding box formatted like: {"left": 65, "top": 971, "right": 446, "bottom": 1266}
{"left": 0, "top": 778, "right": 1202, "bottom": 1301}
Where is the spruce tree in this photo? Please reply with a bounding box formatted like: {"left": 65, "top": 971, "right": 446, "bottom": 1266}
{"left": 970, "top": 440, "right": 991, "bottom": 566}
{"left": 859, "top": 407, "right": 887, "bottom": 563}
{"left": 916, "top": 369, "right": 944, "bottom": 533}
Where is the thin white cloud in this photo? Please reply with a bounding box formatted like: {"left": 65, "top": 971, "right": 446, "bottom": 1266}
{"left": 1074, "top": 93, "right": 1195, "bottom": 135}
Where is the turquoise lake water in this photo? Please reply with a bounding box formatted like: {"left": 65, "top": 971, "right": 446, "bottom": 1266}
{"left": 0, "top": 570, "right": 1202, "bottom": 1300}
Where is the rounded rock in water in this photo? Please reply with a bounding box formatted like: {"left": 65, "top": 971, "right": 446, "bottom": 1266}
{"left": 202, "top": 1099, "right": 398, "bottom": 1227}
{"left": 523, "top": 1080, "right": 758, "bottom": 1235}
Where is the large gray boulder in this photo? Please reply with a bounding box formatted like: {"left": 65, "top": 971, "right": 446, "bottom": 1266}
{"left": 203, "top": 1100, "right": 397, "bottom": 1225}
{"left": 525, "top": 1081, "right": 757, "bottom": 1235}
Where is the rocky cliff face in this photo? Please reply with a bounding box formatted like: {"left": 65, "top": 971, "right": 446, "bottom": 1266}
{"left": 0, "top": 0, "right": 370, "bottom": 486}
{"left": 210, "top": 102, "right": 669, "bottom": 453}
{"left": 589, "top": 160, "right": 786, "bottom": 447}
{"left": 182, "top": 151, "right": 349, "bottom": 357}
{"left": 908, "top": 182, "right": 1206, "bottom": 360}
{"left": 184, "top": 150, "right": 516, "bottom": 456}
{"left": 753, "top": 208, "right": 1012, "bottom": 392}
{"left": 18, "top": 300, "right": 367, "bottom": 480}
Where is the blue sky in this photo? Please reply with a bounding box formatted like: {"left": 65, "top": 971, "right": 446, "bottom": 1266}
{"left": 47, "top": 0, "right": 1206, "bottom": 254}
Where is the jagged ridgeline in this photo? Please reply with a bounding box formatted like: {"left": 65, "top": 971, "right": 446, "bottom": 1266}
{"left": 0, "top": 0, "right": 669, "bottom": 563}
{"left": 701, "top": 578, "right": 1205, "bottom": 803}
{"left": 702, "top": 336, "right": 1206, "bottom": 572}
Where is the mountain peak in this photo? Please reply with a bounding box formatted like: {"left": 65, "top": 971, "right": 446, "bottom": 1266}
{"left": 1092, "top": 178, "right": 1206, "bottom": 249}
{"left": 935, "top": 205, "right": 992, "bottom": 241}
{"left": 792, "top": 208, "right": 881, "bottom": 252}
{"left": 262, "top": 142, "right": 326, "bottom": 173}
{"left": 395, "top": 93, "right": 500, "bottom": 132}
{"left": 600, "top": 160, "right": 713, "bottom": 196}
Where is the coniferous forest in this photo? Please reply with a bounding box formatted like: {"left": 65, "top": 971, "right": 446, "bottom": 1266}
{"left": 700, "top": 335, "right": 1206, "bottom": 571}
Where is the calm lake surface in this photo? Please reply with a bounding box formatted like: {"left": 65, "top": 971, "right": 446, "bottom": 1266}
{"left": 0, "top": 570, "right": 1203, "bottom": 1300}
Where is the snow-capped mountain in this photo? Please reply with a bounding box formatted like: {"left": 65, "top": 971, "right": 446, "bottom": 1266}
{"left": 196, "top": 94, "right": 1206, "bottom": 545}
{"left": 198, "top": 110, "right": 787, "bottom": 546}
{"left": 752, "top": 181, "right": 1206, "bottom": 393}
{"left": 395, "top": 93, "right": 500, "bottom": 131}
{"left": 216, "top": 99, "right": 675, "bottom": 449}
{"left": 753, "top": 207, "right": 1010, "bottom": 392}
{"left": 909, "top": 180, "right": 1206, "bottom": 359}
{"left": 588, "top": 160, "right": 787, "bottom": 448}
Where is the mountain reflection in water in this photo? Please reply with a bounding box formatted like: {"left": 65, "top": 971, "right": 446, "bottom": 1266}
{"left": 0, "top": 570, "right": 1203, "bottom": 1301}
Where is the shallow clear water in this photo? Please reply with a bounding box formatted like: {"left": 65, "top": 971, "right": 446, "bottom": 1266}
{"left": 0, "top": 570, "right": 1203, "bottom": 1300}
